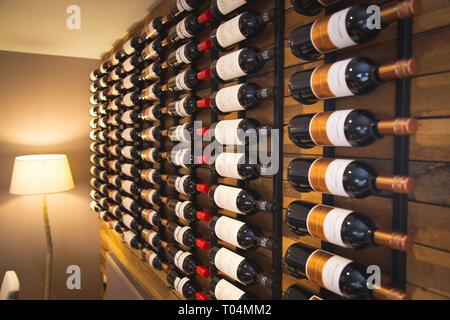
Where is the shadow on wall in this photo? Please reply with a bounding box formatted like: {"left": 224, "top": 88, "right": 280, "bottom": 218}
{"left": 0, "top": 50, "right": 101, "bottom": 299}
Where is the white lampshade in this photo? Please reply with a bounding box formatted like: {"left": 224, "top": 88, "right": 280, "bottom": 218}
{"left": 9, "top": 154, "right": 75, "bottom": 195}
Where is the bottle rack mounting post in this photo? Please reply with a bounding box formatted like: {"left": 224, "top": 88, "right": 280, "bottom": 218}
{"left": 271, "top": 0, "right": 285, "bottom": 300}
{"left": 392, "top": 18, "right": 413, "bottom": 291}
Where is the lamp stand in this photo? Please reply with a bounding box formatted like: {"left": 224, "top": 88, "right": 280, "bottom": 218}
{"left": 41, "top": 194, "right": 53, "bottom": 300}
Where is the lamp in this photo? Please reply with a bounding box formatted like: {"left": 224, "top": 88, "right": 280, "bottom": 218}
{"left": 9, "top": 154, "right": 74, "bottom": 300}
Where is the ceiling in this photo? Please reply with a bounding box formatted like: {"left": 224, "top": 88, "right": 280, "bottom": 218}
{"left": 0, "top": 0, "right": 160, "bottom": 60}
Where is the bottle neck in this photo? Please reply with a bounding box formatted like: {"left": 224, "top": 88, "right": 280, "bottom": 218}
{"left": 256, "top": 87, "right": 275, "bottom": 100}
{"left": 255, "top": 8, "right": 278, "bottom": 25}
{"left": 380, "top": 0, "right": 421, "bottom": 25}
{"left": 376, "top": 118, "right": 418, "bottom": 136}
{"left": 377, "top": 59, "right": 419, "bottom": 81}
{"left": 256, "top": 47, "right": 276, "bottom": 64}
{"left": 375, "top": 175, "right": 416, "bottom": 194}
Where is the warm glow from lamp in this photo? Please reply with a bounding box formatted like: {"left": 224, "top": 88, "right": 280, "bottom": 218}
{"left": 9, "top": 154, "right": 75, "bottom": 195}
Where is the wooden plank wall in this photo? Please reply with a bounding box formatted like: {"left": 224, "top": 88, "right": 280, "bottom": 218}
{"left": 99, "top": 0, "right": 450, "bottom": 300}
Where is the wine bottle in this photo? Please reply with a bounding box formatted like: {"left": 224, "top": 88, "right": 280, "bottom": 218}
{"left": 210, "top": 277, "right": 249, "bottom": 300}
{"left": 166, "top": 68, "right": 211, "bottom": 93}
{"left": 211, "top": 83, "right": 274, "bottom": 115}
{"left": 210, "top": 215, "right": 273, "bottom": 250}
{"left": 142, "top": 16, "right": 171, "bottom": 42}
{"left": 141, "top": 228, "right": 164, "bottom": 249}
{"left": 140, "top": 126, "right": 162, "bottom": 143}
{"left": 166, "top": 270, "right": 208, "bottom": 300}
{"left": 167, "top": 40, "right": 212, "bottom": 69}
{"left": 90, "top": 178, "right": 108, "bottom": 195}
{"left": 119, "top": 162, "right": 141, "bottom": 179}
{"left": 287, "top": 157, "right": 416, "bottom": 198}
{"left": 90, "top": 81, "right": 101, "bottom": 93}
{"left": 161, "top": 219, "right": 210, "bottom": 250}
{"left": 107, "top": 144, "right": 121, "bottom": 158}
{"left": 142, "top": 248, "right": 170, "bottom": 272}
{"left": 166, "top": 246, "right": 210, "bottom": 278}
{"left": 89, "top": 189, "right": 104, "bottom": 202}
{"left": 141, "top": 168, "right": 163, "bottom": 184}
{"left": 167, "top": 122, "right": 208, "bottom": 143}
{"left": 284, "top": 243, "right": 409, "bottom": 300}
{"left": 290, "top": 0, "right": 421, "bottom": 60}
{"left": 166, "top": 96, "right": 210, "bottom": 117}
{"left": 123, "top": 61, "right": 169, "bottom": 91}
{"left": 289, "top": 57, "right": 420, "bottom": 104}
{"left": 283, "top": 285, "right": 323, "bottom": 300}
{"left": 140, "top": 188, "right": 167, "bottom": 206}
{"left": 167, "top": 11, "right": 212, "bottom": 46}
{"left": 166, "top": 199, "right": 211, "bottom": 222}
{"left": 291, "top": 0, "right": 340, "bottom": 16}
{"left": 167, "top": 148, "right": 197, "bottom": 169}
{"left": 198, "top": 152, "right": 261, "bottom": 180}
{"left": 286, "top": 200, "right": 413, "bottom": 251}
{"left": 91, "top": 129, "right": 108, "bottom": 142}
{"left": 288, "top": 109, "right": 418, "bottom": 148}
{"left": 106, "top": 98, "right": 121, "bottom": 112}
{"left": 90, "top": 166, "right": 107, "bottom": 181}
{"left": 169, "top": 0, "right": 199, "bottom": 22}
{"left": 107, "top": 188, "right": 122, "bottom": 203}
{"left": 108, "top": 65, "right": 128, "bottom": 83}
{"left": 109, "top": 219, "right": 124, "bottom": 234}
{"left": 119, "top": 109, "right": 162, "bottom": 128}
{"left": 140, "top": 147, "right": 163, "bottom": 163}
{"left": 122, "top": 83, "right": 167, "bottom": 107}
{"left": 108, "top": 204, "right": 123, "bottom": 219}
{"left": 121, "top": 196, "right": 143, "bottom": 216}
{"left": 90, "top": 154, "right": 107, "bottom": 168}
{"left": 90, "top": 200, "right": 104, "bottom": 213}
{"left": 97, "top": 210, "right": 112, "bottom": 222}
{"left": 207, "top": 118, "right": 269, "bottom": 146}
{"left": 211, "top": 0, "right": 255, "bottom": 20}
{"left": 141, "top": 208, "right": 161, "bottom": 227}
{"left": 123, "top": 230, "right": 143, "bottom": 250}
{"left": 141, "top": 38, "right": 170, "bottom": 62}
{"left": 212, "top": 9, "right": 277, "bottom": 51}
{"left": 122, "top": 36, "right": 145, "bottom": 56}
{"left": 90, "top": 142, "right": 107, "bottom": 155}
{"left": 209, "top": 184, "right": 273, "bottom": 215}
{"left": 210, "top": 247, "right": 272, "bottom": 287}
{"left": 106, "top": 174, "right": 121, "bottom": 188}
{"left": 120, "top": 179, "right": 142, "bottom": 197}
{"left": 89, "top": 68, "right": 103, "bottom": 81}
{"left": 211, "top": 47, "right": 275, "bottom": 82}
{"left": 89, "top": 104, "right": 107, "bottom": 117}
{"left": 166, "top": 174, "right": 210, "bottom": 196}
{"left": 120, "top": 213, "right": 143, "bottom": 233}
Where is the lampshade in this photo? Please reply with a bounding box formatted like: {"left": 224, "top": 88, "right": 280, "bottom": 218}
{"left": 9, "top": 154, "right": 75, "bottom": 195}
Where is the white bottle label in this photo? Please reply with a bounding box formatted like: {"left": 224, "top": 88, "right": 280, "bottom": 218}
{"left": 310, "top": 252, "right": 351, "bottom": 296}
{"left": 175, "top": 175, "right": 190, "bottom": 194}
{"left": 123, "top": 74, "right": 134, "bottom": 89}
{"left": 90, "top": 95, "right": 98, "bottom": 105}
{"left": 307, "top": 206, "right": 353, "bottom": 248}
{"left": 143, "top": 210, "right": 158, "bottom": 225}
{"left": 146, "top": 231, "right": 157, "bottom": 246}
{"left": 123, "top": 92, "right": 134, "bottom": 107}
{"left": 174, "top": 226, "right": 191, "bottom": 245}
{"left": 174, "top": 277, "right": 190, "bottom": 295}
{"left": 214, "top": 279, "right": 245, "bottom": 300}
{"left": 311, "top": 7, "right": 357, "bottom": 53}
{"left": 174, "top": 97, "right": 190, "bottom": 117}
{"left": 121, "top": 180, "right": 134, "bottom": 194}
{"left": 213, "top": 185, "right": 243, "bottom": 214}
{"left": 144, "top": 106, "right": 158, "bottom": 121}
{"left": 215, "top": 152, "right": 244, "bottom": 179}
{"left": 147, "top": 62, "right": 160, "bottom": 80}
{"left": 176, "top": 44, "right": 191, "bottom": 64}
{"left": 175, "top": 71, "right": 190, "bottom": 91}
{"left": 308, "top": 159, "right": 353, "bottom": 197}
{"left": 214, "top": 247, "right": 245, "bottom": 282}
{"left": 309, "top": 109, "right": 353, "bottom": 147}
{"left": 174, "top": 250, "right": 192, "bottom": 271}
{"left": 171, "top": 148, "right": 190, "bottom": 168}
{"left": 90, "top": 83, "right": 97, "bottom": 93}
{"left": 90, "top": 71, "right": 97, "bottom": 81}
{"left": 144, "top": 42, "right": 159, "bottom": 60}
{"left": 147, "top": 252, "right": 158, "bottom": 267}
{"left": 214, "top": 216, "right": 245, "bottom": 248}
{"left": 172, "top": 123, "right": 190, "bottom": 142}
{"left": 215, "top": 84, "right": 245, "bottom": 112}
{"left": 143, "top": 168, "right": 157, "bottom": 183}
{"left": 175, "top": 201, "right": 191, "bottom": 220}
{"left": 121, "top": 111, "right": 133, "bottom": 124}
{"left": 142, "top": 189, "right": 157, "bottom": 204}
{"left": 145, "top": 20, "right": 159, "bottom": 38}
{"left": 214, "top": 119, "right": 244, "bottom": 145}
{"left": 121, "top": 146, "right": 133, "bottom": 159}
{"left": 216, "top": 14, "right": 246, "bottom": 48}
{"left": 122, "top": 56, "right": 134, "bottom": 72}
{"left": 121, "top": 164, "right": 133, "bottom": 177}
{"left": 215, "top": 49, "right": 247, "bottom": 81}
{"left": 144, "top": 84, "right": 158, "bottom": 101}
{"left": 122, "top": 197, "right": 134, "bottom": 212}
{"left": 122, "top": 214, "right": 134, "bottom": 229}
{"left": 123, "top": 231, "right": 136, "bottom": 246}
{"left": 122, "top": 39, "right": 135, "bottom": 55}
{"left": 176, "top": 18, "right": 193, "bottom": 39}
{"left": 217, "top": 0, "right": 247, "bottom": 15}
{"left": 310, "top": 58, "right": 354, "bottom": 99}
{"left": 176, "top": 0, "right": 193, "bottom": 12}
